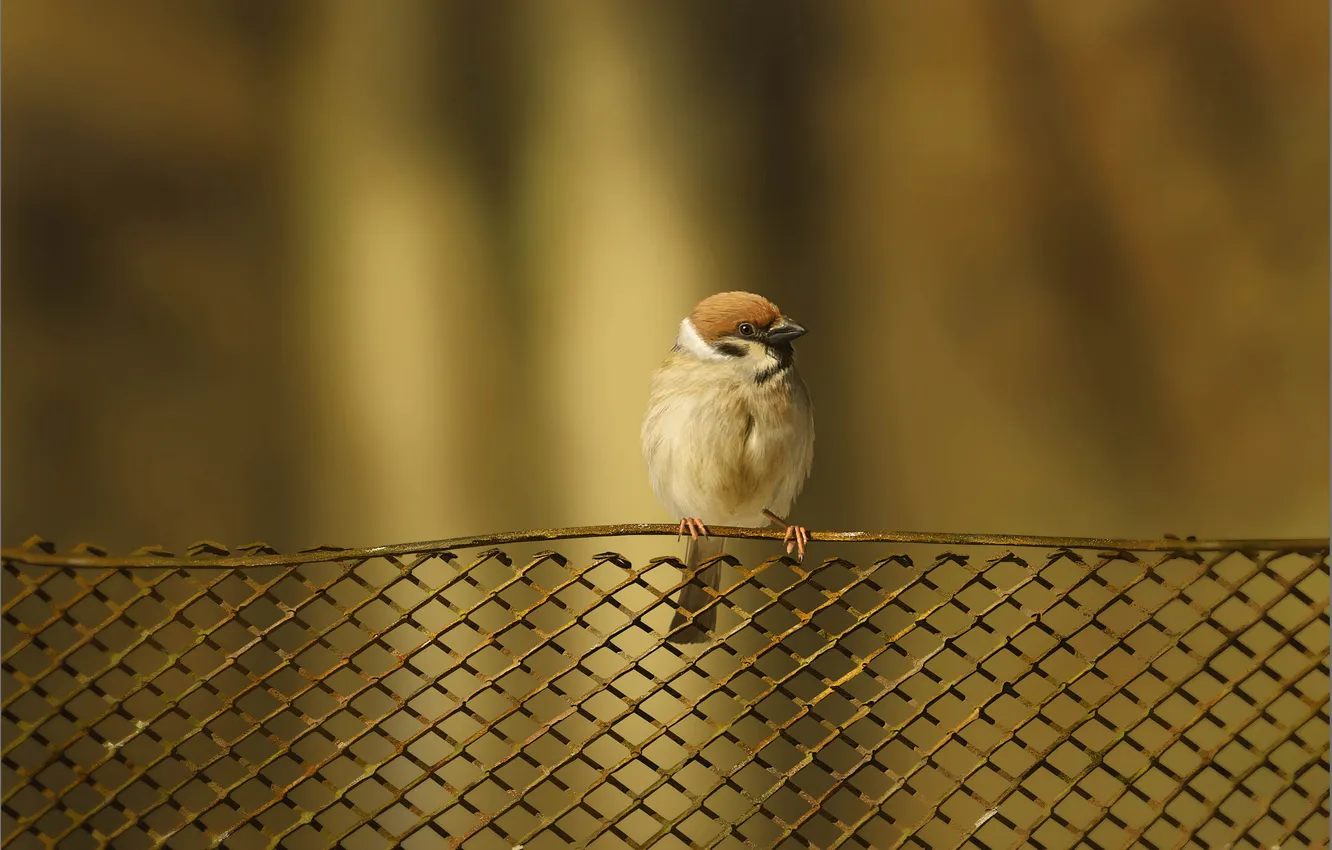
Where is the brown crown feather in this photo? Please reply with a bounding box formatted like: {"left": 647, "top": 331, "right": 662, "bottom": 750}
{"left": 689, "top": 291, "right": 783, "bottom": 343}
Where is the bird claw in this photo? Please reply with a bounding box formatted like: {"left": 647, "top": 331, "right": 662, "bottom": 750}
{"left": 783, "top": 525, "right": 809, "bottom": 563}
{"left": 677, "top": 517, "right": 709, "bottom": 541}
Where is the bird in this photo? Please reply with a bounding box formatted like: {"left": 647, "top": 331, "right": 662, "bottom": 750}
{"left": 642, "top": 291, "right": 815, "bottom": 644}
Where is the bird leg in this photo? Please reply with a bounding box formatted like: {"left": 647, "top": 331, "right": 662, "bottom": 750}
{"left": 677, "top": 517, "right": 709, "bottom": 541}
{"left": 762, "top": 509, "right": 809, "bottom": 563}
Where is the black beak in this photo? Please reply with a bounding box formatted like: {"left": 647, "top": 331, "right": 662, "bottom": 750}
{"left": 766, "top": 320, "right": 807, "bottom": 344}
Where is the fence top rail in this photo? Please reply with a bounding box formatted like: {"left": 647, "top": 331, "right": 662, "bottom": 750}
{"left": 2, "top": 525, "right": 1327, "bottom": 570}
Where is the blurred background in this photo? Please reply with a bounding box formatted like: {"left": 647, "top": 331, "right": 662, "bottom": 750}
{"left": 3, "top": 1, "right": 1327, "bottom": 557}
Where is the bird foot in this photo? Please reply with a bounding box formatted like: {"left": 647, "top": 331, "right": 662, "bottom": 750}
{"left": 783, "top": 524, "right": 809, "bottom": 563}
{"left": 763, "top": 508, "right": 809, "bottom": 563}
{"left": 677, "top": 517, "right": 709, "bottom": 541}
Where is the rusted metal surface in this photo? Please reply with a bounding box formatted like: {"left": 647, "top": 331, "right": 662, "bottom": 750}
{"left": 3, "top": 527, "right": 1325, "bottom": 569}
{"left": 2, "top": 530, "right": 1328, "bottom": 849}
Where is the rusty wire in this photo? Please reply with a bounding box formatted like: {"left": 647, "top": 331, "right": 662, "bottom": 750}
{"left": 2, "top": 528, "right": 1328, "bottom": 849}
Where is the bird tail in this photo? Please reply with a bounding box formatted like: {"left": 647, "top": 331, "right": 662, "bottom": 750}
{"left": 668, "top": 535, "right": 725, "bottom": 644}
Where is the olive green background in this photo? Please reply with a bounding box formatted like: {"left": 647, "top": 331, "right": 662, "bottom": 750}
{"left": 4, "top": 2, "right": 1327, "bottom": 556}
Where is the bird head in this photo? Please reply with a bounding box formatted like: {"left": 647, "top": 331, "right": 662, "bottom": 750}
{"left": 676, "top": 291, "right": 807, "bottom": 383}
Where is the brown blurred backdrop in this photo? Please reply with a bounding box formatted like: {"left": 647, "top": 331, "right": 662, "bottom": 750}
{"left": 3, "top": 1, "right": 1327, "bottom": 555}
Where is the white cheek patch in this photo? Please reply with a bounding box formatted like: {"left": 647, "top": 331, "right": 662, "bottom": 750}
{"left": 676, "top": 318, "right": 728, "bottom": 361}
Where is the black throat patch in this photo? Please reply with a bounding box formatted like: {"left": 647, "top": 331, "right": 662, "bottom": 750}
{"left": 755, "top": 345, "right": 795, "bottom": 385}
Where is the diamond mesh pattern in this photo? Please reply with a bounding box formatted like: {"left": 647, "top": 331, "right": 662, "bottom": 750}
{"left": 2, "top": 535, "right": 1327, "bottom": 849}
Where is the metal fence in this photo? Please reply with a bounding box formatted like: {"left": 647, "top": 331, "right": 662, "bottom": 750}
{"left": 2, "top": 527, "right": 1328, "bottom": 850}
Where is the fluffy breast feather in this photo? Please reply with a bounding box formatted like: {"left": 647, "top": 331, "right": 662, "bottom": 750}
{"left": 642, "top": 352, "right": 814, "bottom": 526}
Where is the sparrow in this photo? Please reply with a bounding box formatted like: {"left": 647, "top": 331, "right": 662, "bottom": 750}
{"left": 642, "top": 291, "right": 815, "bottom": 644}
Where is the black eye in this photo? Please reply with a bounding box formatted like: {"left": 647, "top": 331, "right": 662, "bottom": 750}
{"left": 737, "top": 322, "right": 756, "bottom": 337}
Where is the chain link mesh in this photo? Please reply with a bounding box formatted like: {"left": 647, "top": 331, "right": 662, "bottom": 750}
{"left": 2, "top": 532, "right": 1327, "bottom": 849}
